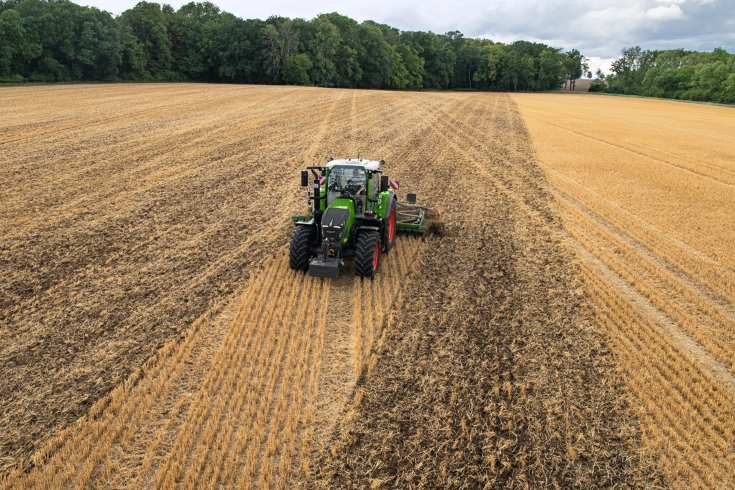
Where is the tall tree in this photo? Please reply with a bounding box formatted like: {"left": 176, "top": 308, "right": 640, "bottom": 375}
{"left": 473, "top": 42, "right": 504, "bottom": 88}
{"left": 120, "top": 1, "right": 173, "bottom": 78}
{"left": 283, "top": 52, "right": 311, "bottom": 84}
{"left": 208, "top": 16, "right": 263, "bottom": 82}
{"left": 395, "top": 44, "right": 424, "bottom": 89}
{"left": 562, "top": 49, "right": 587, "bottom": 90}
{"left": 307, "top": 15, "right": 339, "bottom": 86}
{"left": 455, "top": 39, "right": 481, "bottom": 88}
{"left": 0, "top": 7, "right": 41, "bottom": 80}
{"left": 261, "top": 18, "right": 298, "bottom": 83}
{"left": 503, "top": 50, "right": 536, "bottom": 91}
{"left": 120, "top": 24, "right": 146, "bottom": 78}
{"left": 167, "top": 2, "right": 222, "bottom": 80}
{"left": 322, "top": 12, "right": 362, "bottom": 87}
{"left": 355, "top": 22, "right": 393, "bottom": 88}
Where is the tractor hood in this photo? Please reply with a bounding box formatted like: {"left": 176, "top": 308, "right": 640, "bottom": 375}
{"left": 321, "top": 202, "right": 353, "bottom": 242}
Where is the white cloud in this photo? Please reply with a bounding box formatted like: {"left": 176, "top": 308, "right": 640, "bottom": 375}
{"left": 646, "top": 4, "right": 685, "bottom": 20}
{"left": 580, "top": 7, "right": 644, "bottom": 26}
{"left": 656, "top": 0, "right": 686, "bottom": 4}
{"left": 586, "top": 56, "right": 617, "bottom": 76}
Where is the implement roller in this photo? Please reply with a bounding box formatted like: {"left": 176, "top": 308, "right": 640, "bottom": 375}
{"left": 394, "top": 197, "right": 442, "bottom": 234}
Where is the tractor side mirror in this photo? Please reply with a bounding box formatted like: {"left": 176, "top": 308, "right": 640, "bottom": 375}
{"left": 301, "top": 170, "right": 309, "bottom": 187}
{"left": 381, "top": 175, "right": 389, "bottom": 193}
{"left": 407, "top": 193, "right": 417, "bottom": 204}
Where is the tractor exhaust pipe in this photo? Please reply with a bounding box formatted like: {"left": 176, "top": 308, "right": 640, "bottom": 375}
{"left": 305, "top": 166, "right": 325, "bottom": 228}
{"left": 306, "top": 167, "right": 324, "bottom": 208}
{"left": 381, "top": 175, "right": 389, "bottom": 193}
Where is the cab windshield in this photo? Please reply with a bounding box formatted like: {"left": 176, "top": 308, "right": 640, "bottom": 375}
{"left": 327, "top": 165, "right": 365, "bottom": 197}
{"left": 327, "top": 166, "right": 367, "bottom": 205}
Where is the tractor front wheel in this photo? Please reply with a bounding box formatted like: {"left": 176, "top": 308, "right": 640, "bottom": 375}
{"left": 289, "top": 226, "right": 313, "bottom": 272}
{"left": 355, "top": 231, "right": 380, "bottom": 278}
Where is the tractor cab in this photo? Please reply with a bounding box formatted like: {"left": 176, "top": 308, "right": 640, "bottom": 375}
{"left": 326, "top": 165, "right": 367, "bottom": 216}
{"left": 325, "top": 162, "right": 384, "bottom": 218}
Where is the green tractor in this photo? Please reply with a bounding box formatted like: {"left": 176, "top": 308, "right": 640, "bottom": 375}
{"left": 290, "top": 158, "right": 440, "bottom": 279}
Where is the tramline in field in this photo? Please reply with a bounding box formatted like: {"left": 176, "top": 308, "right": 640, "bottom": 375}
{"left": 290, "top": 158, "right": 442, "bottom": 278}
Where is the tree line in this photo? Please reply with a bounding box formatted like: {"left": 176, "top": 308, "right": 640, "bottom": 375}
{"left": 1, "top": 0, "right": 586, "bottom": 91}
{"left": 592, "top": 46, "right": 735, "bottom": 104}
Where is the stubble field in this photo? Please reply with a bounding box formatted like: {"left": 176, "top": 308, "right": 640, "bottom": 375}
{"left": 512, "top": 93, "right": 735, "bottom": 489}
{"left": 0, "top": 85, "right": 730, "bottom": 489}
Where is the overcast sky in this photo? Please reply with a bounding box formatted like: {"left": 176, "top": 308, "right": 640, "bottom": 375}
{"left": 88, "top": 0, "right": 735, "bottom": 74}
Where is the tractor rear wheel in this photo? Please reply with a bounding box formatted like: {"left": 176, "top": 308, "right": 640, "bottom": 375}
{"left": 289, "top": 226, "right": 312, "bottom": 272}
{"left": 355, "top": 231, "right": 380, "bottom": 278}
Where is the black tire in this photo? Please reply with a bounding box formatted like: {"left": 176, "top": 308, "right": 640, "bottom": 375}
{"left": 355, "top": 231, "right": 380, "bottom": 278}
{"left": 289, "top": 226, "right": 313, "bottom": 272}
{"left": 383, "top": 198, "right": 397, "bottom": 252}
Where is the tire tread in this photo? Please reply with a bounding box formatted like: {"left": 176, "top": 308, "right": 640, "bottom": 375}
{"left": 355, "top": 232, "right": 379, "bottom": 278}
{"left": 289, "top": 226, "right": 312, "bottom": 272}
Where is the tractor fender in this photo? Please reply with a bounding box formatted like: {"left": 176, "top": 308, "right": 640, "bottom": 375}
{"left": 295, "top": 220, "right": 319, "bottom": 243}
{"left": 353, "top": 225, "right": 380, "bottom": 242}
{"left": 378, "top": 190, "right": 396, "bottom": 220}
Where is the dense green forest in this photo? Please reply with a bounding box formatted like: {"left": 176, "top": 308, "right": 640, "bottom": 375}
{"left": 593, "top": 46, "right": 735, "bottom": 104}
{"left": 0, "top": 0, "right": 590, "bottom": 90}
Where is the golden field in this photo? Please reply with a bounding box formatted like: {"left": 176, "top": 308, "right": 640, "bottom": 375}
{"left": 2, "top": 84, "right": 731, "bottom": 489}
{"left": 512, "top": 93, "right": 735, "bottom": 489}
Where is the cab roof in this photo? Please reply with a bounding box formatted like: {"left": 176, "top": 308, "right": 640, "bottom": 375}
{"left": 325, "top": 158, "right": 383, "bottom": 172}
